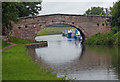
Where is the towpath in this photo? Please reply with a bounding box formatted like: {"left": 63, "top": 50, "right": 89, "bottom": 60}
{"left": 0, "top": 42, "right": 16, "bottom": 52}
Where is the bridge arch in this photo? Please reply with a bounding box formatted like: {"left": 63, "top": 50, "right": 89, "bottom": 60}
{"left": 11, "top": 14, "right": 111, "bottom": 41}
{"left": 36, "top": 22, "right": 86, "bottom": 41}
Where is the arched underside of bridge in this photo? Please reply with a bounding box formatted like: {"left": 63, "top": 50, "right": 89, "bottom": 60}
{"left": 11, "top": 21, "right": 87, "bottom": 41}
{"left": 39, "top": 22, "right": 86, "bottom": 41}
{"left": 11, "top": 14, "right": 111, "bottom": 41}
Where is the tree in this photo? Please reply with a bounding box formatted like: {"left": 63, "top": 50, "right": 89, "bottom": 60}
{"left": 17, "top": 2, "right": 42, "bottom": 17}
{"left": 111, "top": 1, "right": 120, "bottom": 27}
{"left": 2, "top": 2, "right": 19, "bottom": 36}
{"left": 2, "top": 2, "right": 42, "bottom": 36}
{"left": 84, "top": 7, "right": 106, "bottom": 16}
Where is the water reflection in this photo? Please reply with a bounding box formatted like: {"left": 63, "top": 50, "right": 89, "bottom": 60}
{"left": 87, "top": 45, "right": 120, "bottom": 80}
{"left": 27, "top": 34, "right": 119, "bottom": 80}
{"left": 35, "top": 35, "right": 83, "bottom": 65}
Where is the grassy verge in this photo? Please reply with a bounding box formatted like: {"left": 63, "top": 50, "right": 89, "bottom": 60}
{"left": 2, "top": 40, "right": 10, "bottom": 49}
{"left": 37, "top": 27, "right": 74, "bottom": 36}
{"left": 2, "top": 37, "right": 65, "bottom": 80}
{"left": 2, "top": 36, "right": 35, "bottom": 49}
{"left": 9, "top": 36, "right": 35, "bottom": 44}
{"left": 86, "top": 26, "right": 120, "bottom": 45}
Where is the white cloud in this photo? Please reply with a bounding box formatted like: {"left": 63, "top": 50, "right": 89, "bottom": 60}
{"left": 39, "top": 0, "right": 118, "bottom": 15}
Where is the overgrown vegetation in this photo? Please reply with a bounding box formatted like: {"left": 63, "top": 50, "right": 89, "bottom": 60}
{"left": 37, "top": 27, "right": 74, "bottom": 36}
{"left": 111, "top": 1, "right": 120, "bottom": 27}
{"left": 86, "top": 1, "right": 120, "bottom": 45}
{"left": 2, "top": 2, "right": 42, "bottom": 36}
{"left": 86, "top": 26, "right": 120, "bottom": 45}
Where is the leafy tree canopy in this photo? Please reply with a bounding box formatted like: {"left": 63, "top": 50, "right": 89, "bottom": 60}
{"left": 17, "top": 2, "right": 42, "bottom": 17}
{"left": 2, "top": 2, "right": 42, "bottom": 36}
{"left": 84, "top": 7, "right": 106, "bottom": 16}
{"left": 111, "top": 1, "right": 120, "bottom": 27}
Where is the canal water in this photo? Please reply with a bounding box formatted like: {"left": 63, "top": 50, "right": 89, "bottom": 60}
{"left": 27, "top": 34, "right": 120, "bottom": 80}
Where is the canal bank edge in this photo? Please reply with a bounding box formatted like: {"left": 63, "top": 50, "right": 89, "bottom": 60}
{"left": 2, "top": 37, "right": 65, "bottom": 80}
{"left": 25, "top": 41, "right": 48, "bottom": 48}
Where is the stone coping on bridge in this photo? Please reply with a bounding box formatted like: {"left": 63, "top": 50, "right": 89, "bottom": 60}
{"left": 18, "top": 14, "right": 111, "bottom": 19}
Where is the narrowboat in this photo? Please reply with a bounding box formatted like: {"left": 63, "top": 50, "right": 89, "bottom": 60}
{"left": 62, "top": 28, "right": 82, "bottom": 40}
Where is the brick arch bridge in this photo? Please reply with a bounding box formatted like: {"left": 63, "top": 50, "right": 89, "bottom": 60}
{"left": 11, "top": 14, "right": 111, "bottom": 41}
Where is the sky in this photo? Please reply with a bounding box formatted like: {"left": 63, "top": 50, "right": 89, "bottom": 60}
{"left": 38, "top": 0, "right": 118, "bottom": 15}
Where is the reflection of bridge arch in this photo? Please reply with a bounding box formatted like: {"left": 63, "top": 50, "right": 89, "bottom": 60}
{"left": 11, "top": 14, "right": 111, "bottom": 41}
{"left": 27, "top": 43, "right": 113, "bottom": 80}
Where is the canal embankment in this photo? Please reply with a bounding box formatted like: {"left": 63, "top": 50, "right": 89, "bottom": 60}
{"left": 86, "top": 26, "right": 120, "bottom": 46}
{"left": 25, "top": 41, "right": 48, "bottom": 48}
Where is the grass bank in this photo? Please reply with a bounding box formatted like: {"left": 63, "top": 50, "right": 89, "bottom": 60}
{"left": 37, "top": 27, "right": 74, "bottom": 36}
{"left": 2, "top": 40, "right": 10, "bottom": 49}
{"left": 2, "top": 37, "right": 64, "bottom": 80}
{"left": 86, "top": 26, "right": 120, "bottom": 45}
{"left": 2, "top": 36, "right": 35, "bottom": 49}
{"left": 9, "top": 36, "right": 35, "bottom": 44}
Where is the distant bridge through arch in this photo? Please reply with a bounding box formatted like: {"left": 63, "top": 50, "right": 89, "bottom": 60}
{"left": 11, "top": 14, "right": 111, "bottom": 41}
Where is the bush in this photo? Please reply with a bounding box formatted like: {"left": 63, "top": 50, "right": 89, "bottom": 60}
{"left": 111, "top": 26, "right": 120, "bottom": 33}
{"left": 86, "top": 26, "right": 120, "bottom": 45}
{"left": 114, "top": 31, "right": 120, "bottom": 45}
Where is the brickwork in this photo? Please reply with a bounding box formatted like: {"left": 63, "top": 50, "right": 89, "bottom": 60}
{"left": 11, "top": 14, "right": 111, "bottom": 41}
